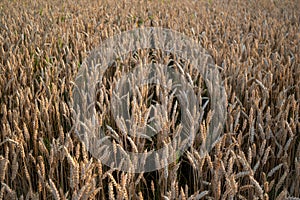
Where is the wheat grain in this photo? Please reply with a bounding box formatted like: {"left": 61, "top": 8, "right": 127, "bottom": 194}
{"left": 11, "top": 151, "right": 19, "bottom": 181}
{"left": 49, "top": 179, "right": 61, "bottom": 200}
{"left": 275, "top": 169, "right": 288, "bottom": 192}
{"left": 249, "top": 176, "right": 264, "bottom": 199}
{"left": 0, "top": 156, "right": 8, "bottom": 182}
{"left": 262, "top": 146, "right": 271, "bottom": 166}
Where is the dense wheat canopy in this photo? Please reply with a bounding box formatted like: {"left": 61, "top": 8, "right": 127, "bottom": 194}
{"left": 0, "top": 0, "right": 299, "bottom": 199}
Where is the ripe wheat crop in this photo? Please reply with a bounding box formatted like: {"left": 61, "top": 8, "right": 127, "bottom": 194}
{"left": 0, "top": 0, "right": 299, "bottom": 199}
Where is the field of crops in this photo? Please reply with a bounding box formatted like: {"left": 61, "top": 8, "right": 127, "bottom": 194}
{"left": 0, "top": 0, "right": 299, "bottom": 199}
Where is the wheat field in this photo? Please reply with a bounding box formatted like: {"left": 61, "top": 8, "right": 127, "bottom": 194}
{"left": 0, "top": 0, "right": 299, "bottom": 199}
